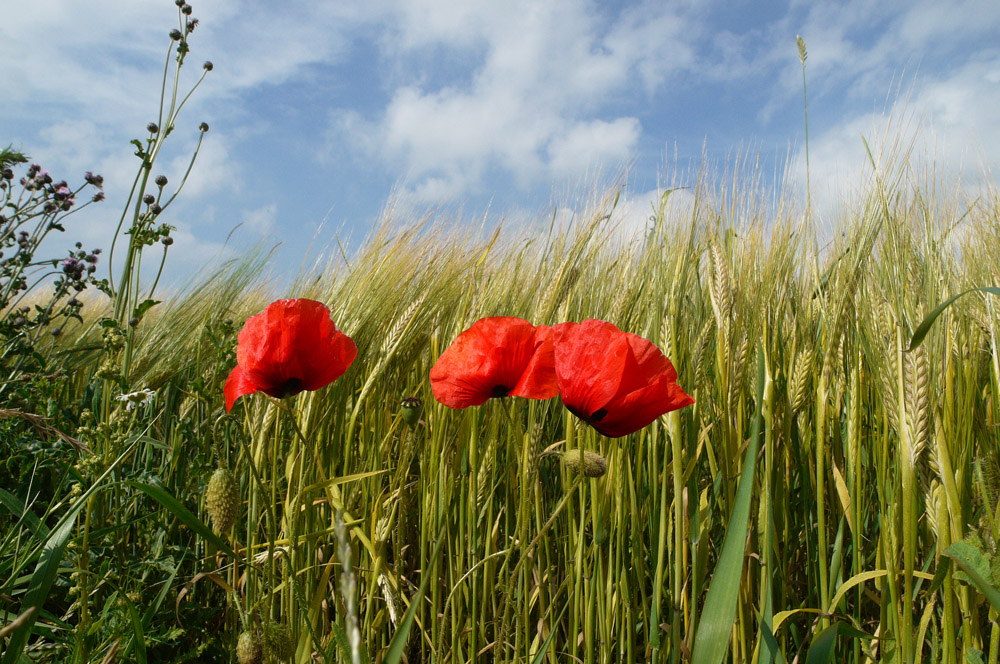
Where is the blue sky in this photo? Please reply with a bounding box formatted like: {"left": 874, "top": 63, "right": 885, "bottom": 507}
{"left": 3, "top": 0, "right": 999, "bottom": 286}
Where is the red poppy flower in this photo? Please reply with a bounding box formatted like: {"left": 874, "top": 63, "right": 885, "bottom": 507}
{"left": 224, "top": 298, "right": 357, "bottom": 411}
{"left": 552, "top": 319, "right": 693, "bottom": 437}
{"left": 430, "top": 316, "right": 558, "bottom": 409}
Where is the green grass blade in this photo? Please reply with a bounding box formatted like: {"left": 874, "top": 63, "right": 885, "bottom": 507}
{"left": 805, "top": 623, "right": 871, "bottom": 664}
{"left": 908, "top": 287, "right": 1000, "bottom": 351}
{"left": 691, "top": 348, "right": 765, "bottom": 664}
{"left": 127, "top": 480, "right": 241, "bottom": 562}
{"left": 383, "top": 532, "right": 447, "bottom": 664}
{"left": 0, "top": 509, "right": 77, "bottom": 664}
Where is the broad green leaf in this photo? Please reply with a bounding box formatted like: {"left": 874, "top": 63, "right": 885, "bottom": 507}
{"left": 946, "top": 542, "right": 1000, "bottom": 612}
{"left": 691, "top": 348, "right": 765, "bottom": 664}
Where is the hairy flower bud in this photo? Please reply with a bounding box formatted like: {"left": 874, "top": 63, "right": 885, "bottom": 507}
{"left": 203, "top": 61, "right": 214, "bottom": 71}
{"left": 147, "top": 122, "right": 159, "bottom": 134}
{"left": 205, "top": 468, "right": 239, "bottom": 531}
{"left": 560, "top": 449, "right": 608, "bottom": 478}
{"left": 236, "top": 631, "right": 263, "bottom": 664}
{"left": 264, "top": 623, "right": 294, "bottom": 661}
{"left": 155, "top": 175, "right": 168, "bottom": 187}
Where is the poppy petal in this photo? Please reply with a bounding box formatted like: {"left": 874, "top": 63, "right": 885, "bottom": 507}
{"left": 430, "top": 317, "right": 558, "bottom": 408}
{"left": 553, "top": 320, "right": 629, "bottom": 418}
{"left": 224, "top": 365, "right": 260, "bottom": 412}
{"left": 510, "top": 324, "right": 558, "bottom": 400}
{"left": 225, "top": 298, "right": 356, "bottom": 409}
{"left": 553, "top": 319, "right": 693, "bottom": 437}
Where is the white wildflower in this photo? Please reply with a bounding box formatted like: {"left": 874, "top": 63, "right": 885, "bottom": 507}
{"left": 115, "top": 388, "right": 155, "bottom": 411}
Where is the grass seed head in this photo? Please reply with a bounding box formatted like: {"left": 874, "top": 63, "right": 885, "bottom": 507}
{"left": 205, "top": 467, "right": 239, "bottom": 532}
{"left": 561, "top": 449, "right": 608, "bottom": 478}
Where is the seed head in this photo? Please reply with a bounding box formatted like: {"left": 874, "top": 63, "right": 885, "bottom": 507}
{"left": 560, "top": 449, "right": 608, "bottom": 478}
{"left": 205, "top": 468, "right": 239, "bottom": 532}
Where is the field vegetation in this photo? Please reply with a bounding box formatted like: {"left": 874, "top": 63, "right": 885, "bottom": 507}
{"left": 3, "top": 4, "right": 1000, "bottom": 664}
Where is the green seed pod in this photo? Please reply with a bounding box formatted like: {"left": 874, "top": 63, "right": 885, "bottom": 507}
{"left": 561, "top": 449, "right": 608, "bottom": 478}
{"left": 264, "top": 622, "right": 294, "bottom": 662}
{"left": 205, "top": 468, "right": 239, "bottom": 532}
{"left": 400, "top": 396, "right": 423, "bottom": 427}
{"left": 236, "top": 630, "right": 263, "bottom": 664}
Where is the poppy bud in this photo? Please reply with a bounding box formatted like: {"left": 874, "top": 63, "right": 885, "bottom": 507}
{"left": 236, "top": 630, "right": 263, "bottom": 664}
{"left": 129, "top": 317, "right": 140, "bottom": 327}
{"left": 199, "top": 122, "right": 209, "bottom": 132}
{"left": 151, "top": 204, "right": 162, "bottom": 215}
{"left": 175, "top": 0, "right": 185, "bottom": 6}
{"left": 560, "top": 449, "right": 608, "bottom": 478}
{"left": 51, "top": 327, "right": 62, "bottom": 337}
{"left": 169, "top": 29, "right": 183, "bottom": 41}
{"left": 161, "top": 236, "right": 174, "bottom": 246}
{"left": 147, "top": 122, "right": 159, "bottom": 134}
{"left": 400, "top": 397, "right": 423, "bottom": 427}
{"left": 205, "top": 468, "right": 239, "bottom": 531}
{"left": 264, "top": 623, "right": 294, "bottom": 661}
{"left": 203, "top": 61, "right": 214, "bottom": 71}
{"left": 155, "top": 175, "right": 168, "bottom": 187}
{"left": 182, "top": 4, "right": 192, "bottom": 14}
{"left": 143, "top": 194, "right": 155, "bottom": 205}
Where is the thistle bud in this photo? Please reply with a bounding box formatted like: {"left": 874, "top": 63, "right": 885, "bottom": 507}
{"left": 264, "top": 622, "right": 294, "bottom": 661}
{"left": 236, "top": 630, "right": 263, "bottom": 664}
{"left": 400, "top": 397, "right": 422, "bottom": 427}
{"left": 560, "top": 449, "right": 608, "bottom": 478}
{"left": 205, "top": 468, "right": 239, "bottom": 531}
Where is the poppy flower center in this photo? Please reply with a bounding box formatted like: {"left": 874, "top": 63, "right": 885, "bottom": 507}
{"left": 492, "top": 385, "right": 510, "bottom": 398}
{"left": 276, "top": 377, "right": 306, "bottom": 398}
{"left": 565, "top": 404, "right": 608, "bottom": 424}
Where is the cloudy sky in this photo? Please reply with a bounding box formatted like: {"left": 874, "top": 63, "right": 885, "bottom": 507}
{"left": 3, "top": 0, "right": 999, "bottom": 284}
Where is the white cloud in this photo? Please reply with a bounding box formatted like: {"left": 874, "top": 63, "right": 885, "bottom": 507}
{"left": 547, "top": 118, "right": 641, "bottom": 178}
{"left": 241, "top": 204, "right": 278, "bottom": 237}
{"left": 335, "top": 0, "right": 701, "bottom": 202}
{"left": 792, "top": 54, "right": 1000, "bottom": 223}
